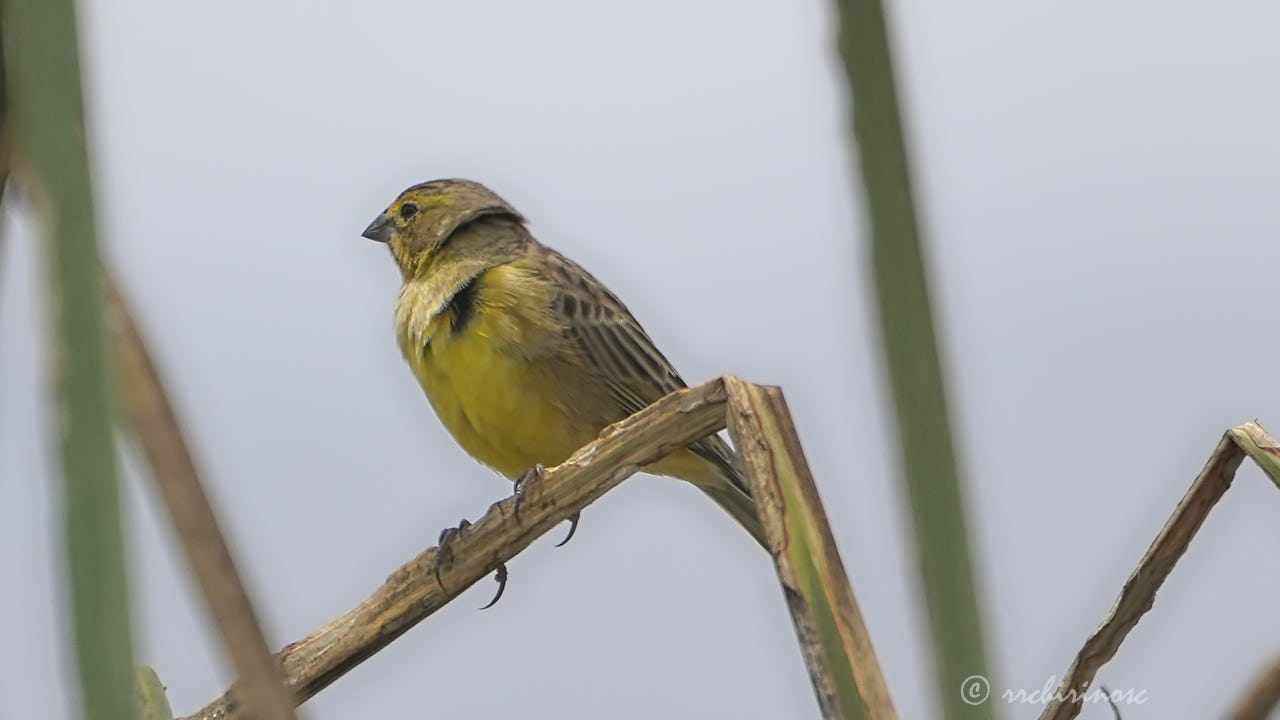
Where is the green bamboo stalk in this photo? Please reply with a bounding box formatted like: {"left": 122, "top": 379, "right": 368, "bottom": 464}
{"left": 136, "top": 668, "right": 176, "bottom": 720}
{"left": 2, "top": 2, "right": 138, "bottom": 719}
{"left": 0, "top": 11, "right": 9, "bottom": 297}
{"left": 832, "top": 2, "right": 994, "bottom": 718}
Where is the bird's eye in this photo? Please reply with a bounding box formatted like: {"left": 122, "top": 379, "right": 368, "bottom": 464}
{"left": 399, "top": 203, "right": 419, "bottom": 220}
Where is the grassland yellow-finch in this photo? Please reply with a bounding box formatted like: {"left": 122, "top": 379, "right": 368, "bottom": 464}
{"left": 362, "top": 179, "right": 766, "bottom": 556}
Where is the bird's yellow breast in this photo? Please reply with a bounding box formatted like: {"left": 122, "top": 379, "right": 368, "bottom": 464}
{"left": 396, "top": 262, "right": 608, "bottom": 479}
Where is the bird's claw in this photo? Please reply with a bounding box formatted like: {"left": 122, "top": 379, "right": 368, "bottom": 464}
{"left": 479, "top": 562, "right": 508, "bottom": 610}
{"left": 555, "top": 512, "right": 581, "bottom": 547}
{"left": 434, "top": 518, "right": 471, "bottom": 591}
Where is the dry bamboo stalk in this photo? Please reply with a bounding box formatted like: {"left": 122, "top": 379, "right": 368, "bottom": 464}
{"left": 1226, "top": 652, "right": 1280, "bottom": 720}
{"left": 1040, "top": 421, "right": 1280, "bottom": 720}
{"left": 106, "top": 271, "right": 297, "bottom": 720}
{"left": 182, "top": 378, "right": 731, "bottom": 720}
{"left": 725, "top": 377, "right": 897, "bottom": 720}
{"left": 1229, "top": 422, "right": 1280, "bottom": 489}
{"left": 1221, "top": 425, "right": 1280, "bottom": 720}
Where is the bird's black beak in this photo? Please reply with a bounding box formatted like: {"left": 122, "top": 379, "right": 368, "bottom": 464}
{"left": 361, "top": 213, "right": 393, "bottom": 243}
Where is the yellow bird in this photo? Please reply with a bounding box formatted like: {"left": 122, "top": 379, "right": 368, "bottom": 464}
{"left": 362, "top": 179, "right": 766, "bottom": 560}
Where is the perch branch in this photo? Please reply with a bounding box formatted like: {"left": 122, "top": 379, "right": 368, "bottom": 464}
{"left": 1039, "top": 421, "right": 1280, "bottom": 720}
{"left": 181, "top": 378, "right": 731, "bottom": 720}
{"left": 726, "top": 377, "right": 897, "bottom": 720}
{"left": 106, "top": 270, "right": 296, "bottom": 720}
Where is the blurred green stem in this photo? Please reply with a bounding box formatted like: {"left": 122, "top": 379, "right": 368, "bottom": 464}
{"left": 833, "top": 1, "right": 994, "bottom": 718}
{"left": 2, "top": 1, "right": 139, "bottom": 720}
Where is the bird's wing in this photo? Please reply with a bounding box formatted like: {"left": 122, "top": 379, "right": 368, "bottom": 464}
{"left": 539, "top": 249, "right": 748, "bottom": 492}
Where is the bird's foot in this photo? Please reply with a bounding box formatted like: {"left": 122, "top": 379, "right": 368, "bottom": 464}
{"left": 512, "top": 464, "right": 581, "bottom": 547}
{"left": 434, "top": 518, "right": 471, "bottom": 591}
{"left": 435, "top": 518, "right": 510, "bottom": 608}
{"left": 512, "top": 464, "right": 546, "bottom": 520}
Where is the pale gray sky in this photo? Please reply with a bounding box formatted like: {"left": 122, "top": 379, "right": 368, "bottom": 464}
{"left": 3, "top": 2, "right": 1280, "bottom": 719}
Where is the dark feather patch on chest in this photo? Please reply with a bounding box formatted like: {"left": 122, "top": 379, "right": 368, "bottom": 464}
{"left": 447, "top": 276, "right": 480, "bottom": 334}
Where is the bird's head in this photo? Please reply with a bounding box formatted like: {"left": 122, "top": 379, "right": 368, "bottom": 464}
{"left": 362, "top": 179, "right": 522, "bottom": 277}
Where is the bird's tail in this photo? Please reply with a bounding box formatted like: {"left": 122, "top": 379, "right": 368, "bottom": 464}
{"left": 693, "top": 435, "right": 770, "bottom": 549}
{"left": 698, "top": 478, "right": 770, "bottom": 550}
{"left": 651, "top": 435, "right": 770, "bottom": 549}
